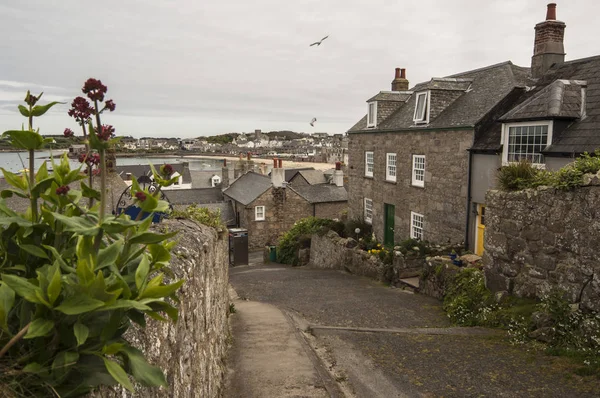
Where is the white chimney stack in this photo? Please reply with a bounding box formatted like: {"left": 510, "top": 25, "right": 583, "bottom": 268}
{"left": 271, "top": 158, "right": 285, "bottom": 188}
{"left": 333, "top": 162, "right": 343, "bottom": 187}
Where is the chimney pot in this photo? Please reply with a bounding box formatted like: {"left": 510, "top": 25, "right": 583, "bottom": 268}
{"left": 395, "top": 68, "right": 401, "bottom": 78}
{"left": 400, "top": 68, "right": 406, "bottom": 79}
{"left": 391, "top": 67, "right": 409, "bottom": 91}
{"left": 223, "top": 158, "right": 227, "bottom": 167}
{"left": 273, "top": 158, "right": 277, "bottom": 168}
{"left": 546, "top": 3, "right": 557, "bottom": 20}
{"left": 278, "top": 159, "right": 283, "bottom": 169}
{"left": 247, "top": 152, "right": 251, "bottom": 161}
{"left": 335, "top": 161, "right": 341, "bottom": 171}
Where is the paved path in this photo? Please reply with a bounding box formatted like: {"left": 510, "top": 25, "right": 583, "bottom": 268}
{"left": 227, "top": 260, "right": 600, "bottom": 397}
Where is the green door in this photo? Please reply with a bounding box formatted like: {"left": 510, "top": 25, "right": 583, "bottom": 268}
{"left": 384, "top": 203, "right": 395, "bottom": 247}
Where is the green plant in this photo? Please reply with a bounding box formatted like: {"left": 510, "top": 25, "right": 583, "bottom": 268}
{"left": 172, "top": 204, "right": 223, "bottom": 229}
{"left": 496, "top": 160, "right": 544, "bottom": 191}
{"left": 0, "top": 80, "right": 182, "bottom": 397}
{"left": 228, "top": 303, "right": 236, "bottom": 315}
{"left": 443, "top": 268, "right": 496, "bottom": 326}
{"left": 276, "top": 217, "right": 336, "bottom": 265}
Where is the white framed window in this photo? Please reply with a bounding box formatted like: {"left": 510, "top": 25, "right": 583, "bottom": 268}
{"left": 413, "top": 91, "right": 429, "bottom": 123}
{"left": 412, "top": 155, "right": 425, "bottom": 187}
{"left": 364, "top": 198, "right": 373, "bottom": 224}
{"left": 501, "top": 121, "right": 552, "bottom": 165}
{"left": 386, "top": 153, "right": 396, "bottom": 182}
{"left": 411, "top": 211, "right": 424, "bottom": 240}
{"left": 255, "top": 206, "right": 265, "bottom": 221}
{"left": 367, "top": 102, "right": 377, "bottom": 128}
{"left": 365, "top": 151, "right": 374, "bottom": 177}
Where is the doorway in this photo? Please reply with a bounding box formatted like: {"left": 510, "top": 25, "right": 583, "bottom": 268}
{"left": 475, "top": 204, "right": 486, "bottom": 256}
{"left": 384, "top": 203, "right": 395, "bottom": 247}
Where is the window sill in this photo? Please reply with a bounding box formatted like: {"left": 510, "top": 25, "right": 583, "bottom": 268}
{"left": 255, "top": 219, "right": 265, "bottom": 222}
{"left": 384, "top": 179, "right": 397, "bottom": 184}
{"left": 411, "top": 183, "right": 425, "bottom": 189}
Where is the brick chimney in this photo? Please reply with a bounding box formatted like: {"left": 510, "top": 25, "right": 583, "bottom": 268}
{"left": 332, "top": 161, "right": 343, "bottom": 187}
{"left": 391, "top": 68, "right": 409, "bottom": 91}
{"left": 271, "top": 158, "right": 285, "bottom": 188}
{"left": 221, "top": 158, "right": 229, "bottom": 188}
{"left": 531, "top": 3, "right": 566, "bottom": 79}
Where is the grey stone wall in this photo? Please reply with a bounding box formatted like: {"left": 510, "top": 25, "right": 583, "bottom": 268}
{"left": 348, "top": 129, "right": 472, "bottom": 245}
{"left": 484, "top": 186, "right": 600, "bottom": 312}
{"left": 90, "top": 219, "right": 230, "bottom": 398}
{"left": 314, "top": 201, "right": 347, "bottom": 219}
{"left": 428, "top": 90, "right": 464, "bottom": 121}
{"left": 376, "top": 101, "right": 403, "bottom": 126}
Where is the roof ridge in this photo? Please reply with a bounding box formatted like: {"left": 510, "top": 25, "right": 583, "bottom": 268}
{"left": 560, "top": 54, "right": 600, "bottom": 66}
{"left": 446, "top": 60, "right": 517, "bottom": 78}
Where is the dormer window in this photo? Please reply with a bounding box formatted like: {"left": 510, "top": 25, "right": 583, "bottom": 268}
{"left": 501, "top": 121, "right": 553, "bottom": 166}
{"left": 413, "top": 91, "right": 429, "bottom": 123}
{"left": 367, "top": 101, "right": 377, "bottom": 128}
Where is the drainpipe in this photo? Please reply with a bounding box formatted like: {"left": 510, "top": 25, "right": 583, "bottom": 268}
{"left": 464, "top": 147, "right": 473, "bottom": 251}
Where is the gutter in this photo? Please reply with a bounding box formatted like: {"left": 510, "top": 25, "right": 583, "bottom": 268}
{"left": 464, "top": 136, "right": 475, "bottom": 251}
{"left": 348, "top": 125, "right": 474, "bottom": 135}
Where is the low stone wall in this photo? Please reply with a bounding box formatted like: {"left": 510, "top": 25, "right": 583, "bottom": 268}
{"left": 91, "top": 219, "right": 230, "bottom": 398}
{"left": 484, "top": 187, "right": 600, "bottom": 312}
{"left": 309, "top": 230, "right": 421, "bottom": 284}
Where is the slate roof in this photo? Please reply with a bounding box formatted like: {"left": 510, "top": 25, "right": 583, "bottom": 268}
{"left": 293, "top": 169, "right": 327, "bottom": 185}
{"left": 163, "top": 188, "right": 223, "bottom": 205}
{"left": 367, "top": 92, "right": 412, "bottom": 102}
{"left": 115, "top": 163, "right": 192, "bottom": 185}
{"left": 291, "top": 185, "right": 348, "bottom": 204}
{"left": 284, "top": 168, "right": 314, "bottom": 182}
{"left": 223, "top": 171, "right": 272, "bottom": 205}
{"left": 349, "top": 61, "right": 530, "bottom": 132}
{"left": 500, "top": 79, "right": 585, "bottom": 121}
{"left": 172, "top": 201, "right": 236, "bottom": 227}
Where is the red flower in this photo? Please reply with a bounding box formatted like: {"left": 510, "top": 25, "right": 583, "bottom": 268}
{"left": 25, "top": 93, "right": 38, "bottom": 107}
{"left": 68, "top": 96, "right": 94, "bottom": 123}
{"left": 135, "top": 191, "right": 147, "bottom": 202}
{"left": 93, "top": 168, "right": 101, "bottom": 176}
{"left": 97, "top": 124, "right": 115, "bottom": 141}
{"left": 104, "top": 99, "right": 116, "bottom": 112}
{"left": 56, "top": 185, "right": 70, "bottom": 196}
{"left": 78, "top": 153, "right": 88, "bottom": 163}
{"left": 161, "top": 164, "right": 174, "bottom": 176}
{"left": 82, "top": 78, "right": 107, "bottom": 102}
{"left": 63, "top": 128, "right": 74, "bottom": 138}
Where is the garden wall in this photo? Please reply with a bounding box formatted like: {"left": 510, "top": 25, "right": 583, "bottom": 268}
{"left": 91, "top": 219, "right": 230, "bottom": 398}
{"left": 309, "top": 230, "right": 422, "bottom": 283}
{"left": 484, "top": 186, "right": 600, "bottom": 312}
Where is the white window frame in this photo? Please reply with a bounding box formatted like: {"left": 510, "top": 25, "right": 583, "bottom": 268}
{"left": 411, "top": 211, "right": 424, "bottom": 240}
{"left": 412, "top": 155, "right": 425, "bottom": 187}
{"left": 386, "top": 153, "right": 397, "bottom": 182}
{"left": 367, "top": 101, "right": 377, "bottom": 128}
{"left": 364, "top": 198, "right": 373, "bottom": 224}
{"left": 365, "top": 151, "right": 374, "bottom": 177}
{"left": 501, "top": 121, "right": 553, "bottom": 166}
{"left": 255, "top": 205, "right": 265, "bottom": 221}
{"left": 413, "top": 91, "right": 430, "bottom": 124}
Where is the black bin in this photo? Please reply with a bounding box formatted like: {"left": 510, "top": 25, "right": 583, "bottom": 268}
{"left": 229, "top": 228, "right": 248, "bottom": 266}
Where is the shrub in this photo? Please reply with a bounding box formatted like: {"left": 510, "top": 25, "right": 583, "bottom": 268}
{"left": 342, "top": 218, "right": 372, "bottom": 240}
{"left": 396, "top": 238, "right": 431, "bottom": 257}
{"left": 443, "top": 268, "right": 495, "bottom": 326}
{"left": 496, "top": 160, "right": 544, "bottom": 191}
{"left": 172, "top": 204, "right": 223, "bottom": 229}
{"left": 276, "top": 217, "right": 336, "bottom": 265}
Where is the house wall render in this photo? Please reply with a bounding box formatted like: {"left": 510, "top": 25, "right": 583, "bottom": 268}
{"left": 484, "top": 186, "right": 600, "bottom": 312}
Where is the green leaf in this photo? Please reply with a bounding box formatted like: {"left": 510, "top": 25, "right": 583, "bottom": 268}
{"left": 2, "top": 130, "right": 45, "bottom": 150}
{"left": 44, "top": 245, "right": 75, "bottom": 273}
{"left": 20, "top": 244, "right": 49, "bottom": 259}
{"left": 102, "top": 342, "right": 125, "bottom": 355}
{"left": 47, "top": 264, "right": 61, "bottom": 305}
{"left": 81, "top": 181, "right": 101, "bottom": 201}
{"left": 1, "top": 274, "right": 43, "bottom": 304}
{"left": 24, "top": 318, "right": 54, "bottom": 339}
{"left": 139, "top": 279, "right": 184, "bottom": 300}
{"left": 55, "top": 294, "right": 105, "bottom": 315}
{"left": 138, "top": 192, "right": 159, "bottom": 213}
{"left": 149, "top": 243, "right": 171, "bottom": 265}
{"left": 130, "top": 231, "right": 177, "bottom": 245}
{"left": 22, "top": 362, "right": 44, "bottom": 373}
{"left": 30, "top": 101, "right": 64, "bottom": 117}
{"left": 18, "top": 104, "right": 30, "bottom": 117}
{"left": 0, "top": 282, "right": 15, "bottom": 331}
{"left": 0, "top": 167, "right": 28, "bottom": 191}
{"left": 52, "top": 212, "right": 99, "bottom": 236}
{"left": 121, "top": 345, "right": 167, "bottom": 387}
{"left": 127, "top": 309, "right": 146, "bottom": 327}
{"left": 1, "top": 189, "right": 29, "bottom": 199}
{"left": 135, "top": 254, "right": 150, "bottom": 290}
{"left": 35, "top": 160, "right": 49, "bottom": 182}
{"left": 73, "top": 322, "right": 89, "bottom": 346}
{"left": 97, "top": 239, "right": 124, "bottom": 270}
{"left": 31, "top": 176, "right": 55, "bottom": 197}
{"left": 148, "top": 300, "right": 179, "bottom": 322}
{"left": 103, "top": 358, "right": 135, "bottom": 392}
{"left": 52, "top": 351, "right": 79, "bottom": 382}
{"left": 98, "top": 300, "right": 152, "bottom": 312}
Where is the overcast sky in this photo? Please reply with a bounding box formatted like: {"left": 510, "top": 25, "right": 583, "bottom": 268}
{"left": 1, "top": 1, "right": 598, "bottom": 138}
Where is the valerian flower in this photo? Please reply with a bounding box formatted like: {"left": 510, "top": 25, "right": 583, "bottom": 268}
{"left": 97, "top": 124, "right": 115, "bottom": 141}
{"left": 104, "top": 99, "right": 116, "bottom": 112}
{"left": 82, "top": 78, "right": 107, "bottom": 102}
{"left": 24, "top": 91, "right": 39, "bottom": 106}
{"left": 56, "top": 185, "right": 70, "bottom": 196}
{"left": 63, "top": 128, "right": 74, "bottom": 138}
{"left": 68, "top": 96, "right": 94, "bottom": 123}
{"left": 135, "top": 191, "right": 147, "bottom": 202}
{"left": 161, "top": 164, "right": 174, "bottom": 177}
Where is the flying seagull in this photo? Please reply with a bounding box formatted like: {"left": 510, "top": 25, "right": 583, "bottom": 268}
{"left": 310, "top": 117, "right": 317, "bottom": 127}
{"left": 310, "top": 35, "right": 329, "bottom": 47}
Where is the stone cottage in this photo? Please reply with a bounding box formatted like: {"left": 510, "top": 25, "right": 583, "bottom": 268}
{"left": 347, "top": 3, "right": 599, "bottom": 254}
{"left": 223, "top": 161, "right": 348, "bottom": 250}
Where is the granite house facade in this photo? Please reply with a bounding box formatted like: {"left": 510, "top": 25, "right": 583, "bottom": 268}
{"left": 347, "top": 3, "right": 600, "bottom": 253}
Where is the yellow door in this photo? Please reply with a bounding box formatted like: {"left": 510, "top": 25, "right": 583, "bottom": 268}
{"left": 475, "top": 205, "right": 486, "bottom": 256}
